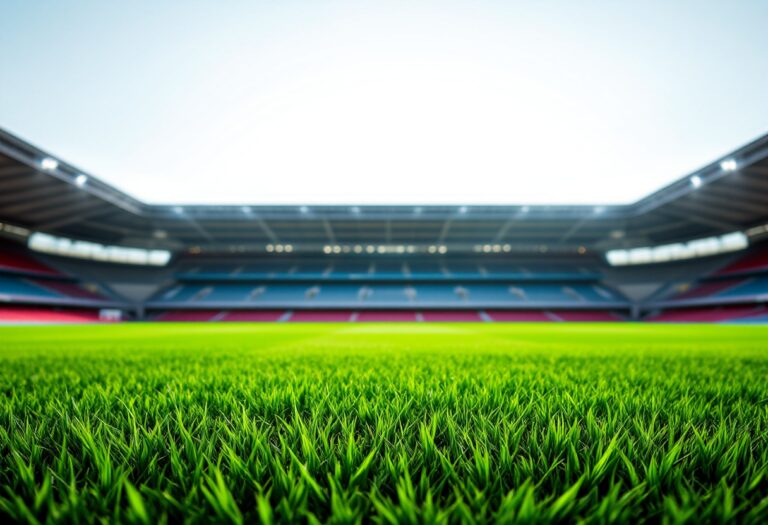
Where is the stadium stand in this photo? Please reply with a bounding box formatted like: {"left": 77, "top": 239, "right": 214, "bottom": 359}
{"left": 715, "top": 246, "right": 768, "bottom": 276}
{"left": 0, "top": 249, "right": 61, "bottom": 276}
{"left": 647, "top": 305, "right": 766, "bottom": 323}
{"left": 0, "top": 126, "right": 766, "bottom": 323}
{"left": 0, "top": 306, "right": 102, "bottom": 323}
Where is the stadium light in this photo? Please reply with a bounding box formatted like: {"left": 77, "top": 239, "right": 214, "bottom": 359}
{"left": 40, "top": 157, "right": 59, "bottom": 171}
{"left": 458, "top": 206, "right": 468, "bottom": 214}
{"left": 74, "top": 174, "right": 88, "bottom": 187}
{"left": 299, "top": 206, "right": 309, "bottom": 214}
{"left": 520, "top": 206, "right": 530, "bottom": 214}
{"left": 28, "top": 232, "right": 171, "bottom": 266}
{"left": 173, "top": 206, "right": 184, "bottom": 215}
{"left": 351, "top": 206, "right": 361, "bottom": 215}
{"left": 720, "top": 159, "right": 738, "bottom": 172}
{"left": 690, "top": 175, "right": 702, "bottom": 188}
{"left": 605, "top": 231, "right": 748, "bottom": 266}
{"left": 242, "top": 206, "right": 252, "bottom": 214}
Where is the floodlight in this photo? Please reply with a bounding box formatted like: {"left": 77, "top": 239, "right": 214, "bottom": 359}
{"left": 74, "top": 174, "right": 88, "bottom": 187}
{"left": 690, "top": 175, "right": 702, "bottom": 188}
{"left": 720, "top": 159, "right": 737, "bottom": 172}
{"left": 40, "top": 157, "right": 59, "bottom": 171}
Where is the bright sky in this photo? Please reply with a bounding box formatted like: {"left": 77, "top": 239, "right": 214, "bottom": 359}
{"left": 1, "top": 1, "right": 767, "bottom": 206}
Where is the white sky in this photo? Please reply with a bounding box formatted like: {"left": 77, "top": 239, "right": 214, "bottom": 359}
{"left": 1, "top": 0, "right": 767, "bottom": 205}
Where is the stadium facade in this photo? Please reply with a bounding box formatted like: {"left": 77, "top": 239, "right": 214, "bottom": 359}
{"left": 1, "top": 127, "right": 767, "bottom": 323}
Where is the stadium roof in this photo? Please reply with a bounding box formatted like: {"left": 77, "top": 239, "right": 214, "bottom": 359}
{"left": 1, "top": 127, "right": 767, "bottom": 254}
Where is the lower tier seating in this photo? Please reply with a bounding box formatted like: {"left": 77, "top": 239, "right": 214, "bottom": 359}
{"left": 151, "top": 282, "right": 624, "bottom": 307}
{"left": 647, "top": 305, "right": 766, "bottom": 323}
{"left": 148, "top": 309, "right": 625, "bottom": 323}
{"left": 0, "top": 306, "right": 102, "bottom": 323}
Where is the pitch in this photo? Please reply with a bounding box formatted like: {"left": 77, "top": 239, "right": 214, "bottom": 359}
{"left": 1, "top": 323, "right": 767, "bottom": 523}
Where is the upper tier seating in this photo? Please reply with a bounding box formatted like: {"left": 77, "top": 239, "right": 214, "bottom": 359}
{"left": 0, "top": 250, "right": 61, "bottom": 277}
{"left": 151, "top": 282, "right": 623, "bottom": 307}
{"left": 176, "top": 258, "right": 602, "bottom": 281}
{"left": 716, "top": 246, "right": 768, "bottom": 276}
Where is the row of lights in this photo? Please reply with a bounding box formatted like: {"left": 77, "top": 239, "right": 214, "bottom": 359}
{"left": 321, "top": 245, "right": 450, "bottom": 254}
{"left": 690, "top": 158, "right": 738, "bottom": 189}
{"left": 266, "top": 244, "right": 293, "bottom": 253}
{"left": 474, "top": 244, "right": 512, "bottom": 253}
{"left": 323, "top": 245, "right": 414, "bottom": 254}
{"left": 40, "top": 157, "right": 88, "bottom": 187}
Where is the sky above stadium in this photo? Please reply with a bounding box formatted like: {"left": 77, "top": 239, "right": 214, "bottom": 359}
{"left": 2, "top": 1, "right": 768, "bottom": 206}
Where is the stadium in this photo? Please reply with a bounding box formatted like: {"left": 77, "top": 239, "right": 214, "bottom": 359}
{"left": 2, "top": 2, "right": 768, "bottom": 523}
{"left": 1, "top": 126, "right": 768, "bottom": 324}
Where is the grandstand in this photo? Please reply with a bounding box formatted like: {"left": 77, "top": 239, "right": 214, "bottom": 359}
{"left": 1, "top": 126, "right": 767, "bottom": 323}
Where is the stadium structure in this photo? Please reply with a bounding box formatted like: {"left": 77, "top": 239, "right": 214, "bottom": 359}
{"left": 1, "top": 126, "right": 767, "bottom": 324}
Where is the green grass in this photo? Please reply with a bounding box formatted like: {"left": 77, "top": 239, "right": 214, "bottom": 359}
{"left": 1, "top": 322, "right": 768, "bottom": 524}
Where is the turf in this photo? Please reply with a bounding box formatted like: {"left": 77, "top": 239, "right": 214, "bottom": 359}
{"left": 1, "top": 322, "right": 767, "bottom": 523}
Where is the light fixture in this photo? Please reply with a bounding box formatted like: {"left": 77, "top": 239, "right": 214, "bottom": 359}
{"left": 299, "top": 206, "right": 309, "bottom": 214}
{"left": 173, "top": 206, "right": 184, "bottom": 214}
{"left": 458, "top": 206, "right": 468, "bottom": 214}
{"left": 241, "top": 206, "right": 252, "bottom": 214}
{"left": 74, "top": 174, "right": 88, "bottom": 187}
{"left": 720, "top": 159, "right": 737, "bottom": 172}
{"left": 690, "top": 175, "right": 702, "bottom": 188}
{"left": 40, "top": 158, "right": 58, "bottom": 171}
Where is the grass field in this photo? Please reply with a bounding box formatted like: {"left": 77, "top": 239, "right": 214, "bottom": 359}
{"left": 1, "top": 323, "right": 768, "bottom": 524}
